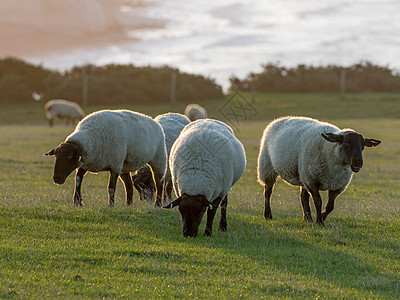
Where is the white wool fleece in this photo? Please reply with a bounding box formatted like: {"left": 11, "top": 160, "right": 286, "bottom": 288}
{"left": 66, "top": 109, "right": 167, "bottom": 179}
{"left": 154, "top": 113, "right": 190, "bottom": 182}
{"left": 257, "top": 116, "right": 354, "bottom": 192}
{"left": 170, "top": 119, "right": 246, "bottom": 201}
{"left": 45, "top": 99, "right": 85, "bottom": 120}
{"left": 184, "top": 104, "right": 207, "bottom": 121}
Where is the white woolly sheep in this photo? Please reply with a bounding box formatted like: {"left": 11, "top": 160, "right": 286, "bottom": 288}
{"left": 44, "top": 109, "right": 167, "bottom": 207}
{"left": 44, "top": 99, "right": 85, "bottom": 127}
{"left": 184, "top": 104, "right": 207, "bottom": 121}
{"left": 164, "top": 119, "right": 246, "bottom": 237}
{"left": 132, "top": 113, "right": 190, "bottom": 201}
{"left": 257, "top": 116, "right": 381, "bottom": 225}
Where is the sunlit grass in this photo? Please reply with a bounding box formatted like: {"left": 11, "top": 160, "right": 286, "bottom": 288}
{"left": 0, "top": 93, "right": 399, "bottom": 298}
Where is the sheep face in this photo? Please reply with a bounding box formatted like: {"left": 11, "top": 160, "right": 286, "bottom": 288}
{"left": 322, "top": 132, "right": 381, "bottom": 173}
{"left": 44, "top": 142, "right": 83, "bottom": 184}
{"left": 132, "top": 165, "right": 155, "bottom": 201}
{"left": 164, "top": 194, "right": 211, "bottom": 237}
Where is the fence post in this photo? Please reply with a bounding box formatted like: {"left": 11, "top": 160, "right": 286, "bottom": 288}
{"left": 170, "top": 70, "right": 176, "bottom": 104}
{"left": 340, "top": 68, "right": 346, "bottom": 99}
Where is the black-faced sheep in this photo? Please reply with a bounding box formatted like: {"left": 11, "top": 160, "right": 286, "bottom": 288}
{"left": 44, "top": 109, "right": 167, "bottom": 207}
{"left": 132, "top": 113, "right": 190, "bottom": 201}
{"left": 184, "top": 104, "right": 207, "bottom": 121}
{"left": 44, "top": 99, "right": 85, "bottom": 127}
{"left": 257, "top": 116, "right": 381, "bottom": 225}
{"left": 164, "top": 119, "right": 246, "bottom": 237}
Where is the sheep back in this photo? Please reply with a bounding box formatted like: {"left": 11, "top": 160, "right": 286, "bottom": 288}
{"left": 184, "top": 104, "right": 207, "bottom": 121}
{"left": 154, "top": 113, "right": 190, "bottom": 156}
{"left": 170, "top": 119, "right": 246, "bottom": 201}
{"left": 257, "top": 116, "right": 353, "bottom": 192}
{"left": 45, "top": 99, "right": 85, "bottom": 120}
{"left": 67, "top": 109, "right": 167, "bottom": 177}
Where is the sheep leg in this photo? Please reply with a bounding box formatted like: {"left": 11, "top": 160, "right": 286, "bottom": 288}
{"left": 107, "top": 171, "right": 119, "bottom": 207}
{"left": 300, "top": 187, "right": 313, "bottom": 222}
{"left": 322, "top": 189, "right": 341, "bottom": 221}
{"left": 154, "top": 180, "right": 164, "bottom": 207}
{"left": 148, "top": 162, "right": 165, "bottom": 208}
{"left": 165, "top": 181, "right": 173, "bottom": 201}
{"left": 205, "top": 197, "right": 224, "bottom": 236}
{"left": 73, "top": 168, "right": 87, "bottom": 206}
{"left": 120, "top": 173, "right": 133, "bottom": 206}
{"left": 263, "top": 183, "right": 274, "bottom": 220}
{"left": 219, "top": 195, "right": 228, "bottom": 232}
{"left": 309, "top": 188, "right": 324, "bottom": 225}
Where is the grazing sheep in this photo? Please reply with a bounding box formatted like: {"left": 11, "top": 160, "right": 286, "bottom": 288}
{"left": 44, "top": 109, "right": 167, "bottom": 207}
{"left": 257, "top": 116, "right": 381, "bottom": 225}
{"left": 44, "top": 99, "right": 85, "bottom": 127}
{"left": 184, "top": 104, "right": 207, "bottom": 121}
{"left": 164, "top": 119, "right": 246, "bottom": 237}
{"left": 132, "top": 164, "right": 156, "bottom": 201}
{"left": 132, "top": 113, "right": 190, "bottom": 201}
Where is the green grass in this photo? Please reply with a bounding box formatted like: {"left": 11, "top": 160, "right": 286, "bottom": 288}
{"left": 0, "top": 93, "right": 399, "bottom": 298}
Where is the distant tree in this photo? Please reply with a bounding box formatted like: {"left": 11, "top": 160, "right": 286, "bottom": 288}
{"left": 229, "top": 61, "right": 400, "bottom": 93}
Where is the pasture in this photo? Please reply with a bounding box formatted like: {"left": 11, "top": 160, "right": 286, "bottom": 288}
{"left": 0, "top": 93, "right": 399, "bottom": 298}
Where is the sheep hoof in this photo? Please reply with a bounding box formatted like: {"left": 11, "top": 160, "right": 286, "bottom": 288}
{"left": 219, "top": 224, "right": 227, "bottom": 232}
{"left": 73, "top": 199, "right": 83, "bottom": 206}
{"left": 264, "top": 213, "right": 272, "bottom": 220}
{"left": 321, "top": 212, "right": 328, "bottom": 221}
{"left": 204, "top": 228, "right": 212, "bottom": 236}
{"left": 303, "top": 213, "right": 313, "bottom": 222}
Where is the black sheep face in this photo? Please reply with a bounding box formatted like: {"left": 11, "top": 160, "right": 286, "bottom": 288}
{"left": 132, "top": 165, "right": 155, "bottom": 201}
{"left": 164, "top": 194, "right": 211, "bottom": 237}
{"left": 321, "top": 131, "right": 381, "bottom": 173}
{"left": 44, "top": 142, "right": 83, "bottom": 184}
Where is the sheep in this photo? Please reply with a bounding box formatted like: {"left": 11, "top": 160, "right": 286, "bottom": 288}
{"left": 132, "top": 164, "right": 155, "bottom": 201}
{"left": 44, "top": 99, "right": 86, "bottom": 127}
{"left": 164, "top": 119, "right": 246, "bottom": 237}
{"left": 257, "top": 116, "right": 381, "bottom": 225}
{"left": 132, "top": 113, "right": 190, "bottom": 201}
{"left": 184, "top": 104, "right": 207, "bottom": 121}
{"left": 44, "top": 109, "right": 167, "bottom": 207}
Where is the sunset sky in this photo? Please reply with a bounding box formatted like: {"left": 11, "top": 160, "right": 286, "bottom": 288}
{"left": 1, "top": 0, "right": 399, "bottom": 89}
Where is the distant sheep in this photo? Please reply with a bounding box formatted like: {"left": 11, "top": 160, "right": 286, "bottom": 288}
{"left": 44, "top": 109, "right": 167, "bottom": 207}
{"left": 132, "top": 113, "right": 190, "bottom": 201}
{"left": 257, "top": 116, "right": 381, "bottom": 225}
{"left": 184, "top": 104, "right": 207, "bottom": 121}
{"left": 164, "top": 119, "right": 246, "bottom": 237}
{"left": 44, "top": 99, "right": 85, "bottom": 127}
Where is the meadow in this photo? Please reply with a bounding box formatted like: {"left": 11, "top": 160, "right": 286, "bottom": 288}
{"left": 0, "top": 92, "right": 399, "bottom": 299}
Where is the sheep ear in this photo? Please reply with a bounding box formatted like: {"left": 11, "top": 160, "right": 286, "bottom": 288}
{"left": 321, "top": 133, "right": 343, "bottom": 144}
{"left": 163, "top": 197, "right": 182, "bottom": 210}
{"left": 364, "top": 138, "right": 381, "bottom": 147}
{"left": 43, "top": 148, "right": 55, "bottom": 156}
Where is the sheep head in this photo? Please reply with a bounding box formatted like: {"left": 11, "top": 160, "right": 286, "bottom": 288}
{"left": 131, "top": 165, "right": 155, "bottom": 201}
{"left": 44, "top": 141, "right": 84, "bottom": 184}
{"left": 321, "top": 131, "right": 381, "bottom": 173}
{"left": 164, "top": 193, "right": 212, "bottom": 237}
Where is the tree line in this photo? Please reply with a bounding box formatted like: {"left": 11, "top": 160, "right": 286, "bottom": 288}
{"left": 0, "top": 57, "right": 223, "bottom": 104}
{"left": 229, "top": 61, "right": 400, "bottom": 93}
{"left": 2, "top": 57, "right": 400, "bottom": 105}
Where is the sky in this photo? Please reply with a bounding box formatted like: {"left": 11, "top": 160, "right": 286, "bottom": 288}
{"left": 1, "top": 0, "right": 399, "bottom": 90}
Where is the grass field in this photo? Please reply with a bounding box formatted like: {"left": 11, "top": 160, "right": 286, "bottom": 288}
{"left": 0, "top": 93, "right": 399, "bottom": 298}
